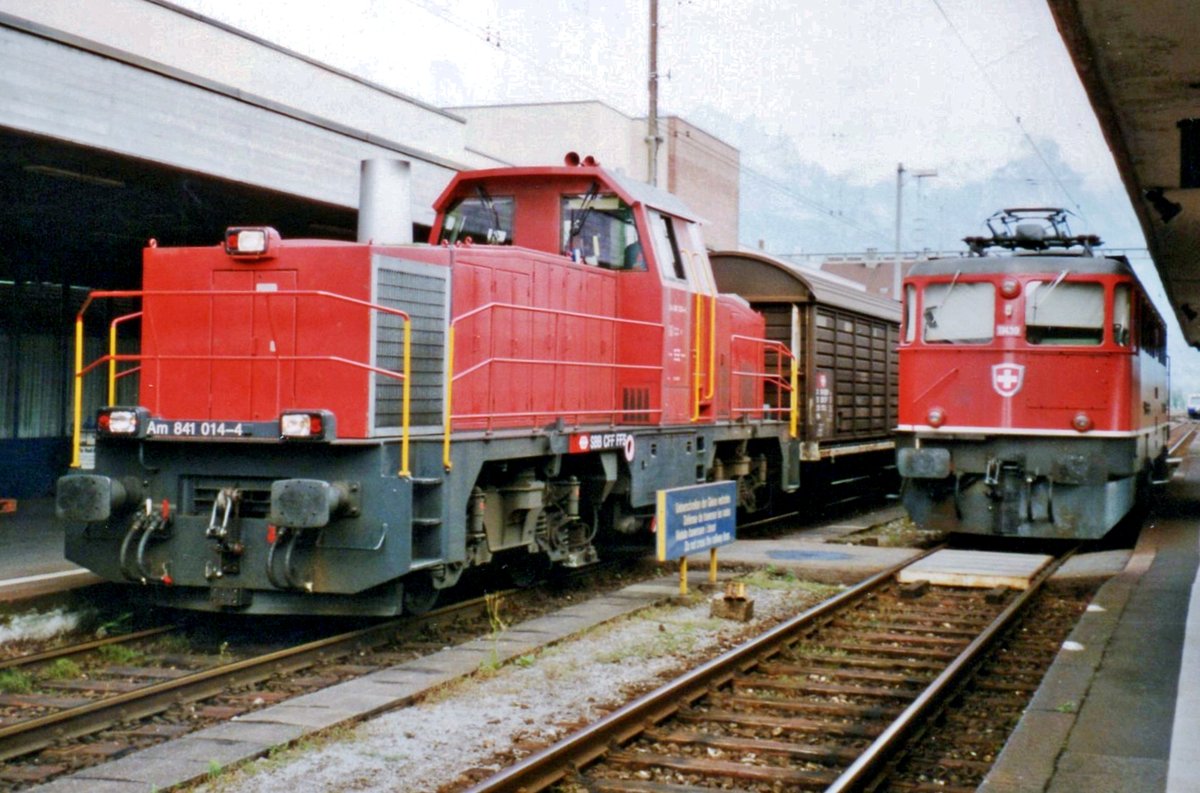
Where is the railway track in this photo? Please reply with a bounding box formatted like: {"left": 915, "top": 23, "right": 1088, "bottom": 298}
{"left": 0, "top": 608, "right": 459, "bottom": 767}
{"left": 0, "top": 575, "right": 620, "bottom": 787}
{"left": 465, "top": 548, "right": 1072, "bottom": 793}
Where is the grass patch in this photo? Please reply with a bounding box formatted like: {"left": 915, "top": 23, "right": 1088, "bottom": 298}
{"left": 94, "top": 612, "right": 133, "bottom": 638}
{"left": 41, "top": 658, "right": 82, "bottom": 680}
{"left": 0, "top": 669, "right": 34, "bottom": 694}
{"left": 149, "top": 632, "right": 193, "bottom": 655}
{"left": 738, "top": 567, "right": 841, "bottom": 598}
{"left": 594, "top": 615, "right": 722, "bottom": 664}
{"left": 96, "top": 643, "right": 143, "bottom": 665}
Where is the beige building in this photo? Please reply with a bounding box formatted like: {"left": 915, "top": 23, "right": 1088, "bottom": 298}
{"left": 449, "top": 101, "right": 740, "bottom": 251}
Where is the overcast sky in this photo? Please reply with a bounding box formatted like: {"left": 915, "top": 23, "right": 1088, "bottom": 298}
{"left": 169, "top": 0, "right": 1133, "bottom": 231}
{"left": 169, "top": 0, "right": 1200, "bottom": 382}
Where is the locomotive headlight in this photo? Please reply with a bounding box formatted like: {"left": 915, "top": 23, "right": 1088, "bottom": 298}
{"left": 927, "top": 407, "right": 946, "bottom": 428}
{"left": 224, "top": 226, "right": 280, "bottom": 259}
{"left": 1072, "top": 412, "right": 1093, "bottom": 432}
{"left": 1000, "top": 278, "right": 1021, "bottom": 299}
{"left": 280, "top": 410, "right": 335, "bottom": 441}
{"left": 97, "top": 407, "right": 150, "bottom": 438}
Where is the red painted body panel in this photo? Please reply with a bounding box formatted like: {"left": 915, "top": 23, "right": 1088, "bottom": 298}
{"left": 898, "top": 272, "right": 1164, "bottom": 435}
{"left": 900, "top": 348, "right": 1134, "bottom": 432}
{"left": 141, "top": 244, "right": 378, "bottom": 437}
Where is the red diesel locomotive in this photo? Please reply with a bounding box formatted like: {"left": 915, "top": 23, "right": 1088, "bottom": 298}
{"left": 897, "top": 208, "right": 1170, "bottom": 538}
{"left": 56, "top": 158, "right": 808, "bottom": 616}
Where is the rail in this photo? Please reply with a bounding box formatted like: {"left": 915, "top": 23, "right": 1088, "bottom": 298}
{"left": 69, "top": 289, "right": 413, "bottom": 476}
{"left": 462, "top": 548, "right": 940, "bottom": 793}
{"left": 465, "top": 545, "right": 1073, "bottom": 792}
{"left": 0, "top": 588, "right": 517, "bottom": 764}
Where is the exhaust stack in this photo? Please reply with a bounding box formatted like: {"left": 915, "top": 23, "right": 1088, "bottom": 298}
{"left": 358, "top": 159, "right": 412, "bottom": 244}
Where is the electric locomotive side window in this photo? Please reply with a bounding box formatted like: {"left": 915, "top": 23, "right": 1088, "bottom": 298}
{"left": 1024, "top": 279, "right": 1103, "bottom": 345}
{"left": 560, "top": 193, "right": 641, "bottom": 268}
{"left": 903, "top": 285, "right": 917, "bottom": 343}
{"left": 439, "top": 193, "right": 515, "bottom": 246}
{"left": 1113, "top": 284, "right": 1131, "bottom": 346}
{"left": 922, "top": 280, "right": 994, "bottom": 344}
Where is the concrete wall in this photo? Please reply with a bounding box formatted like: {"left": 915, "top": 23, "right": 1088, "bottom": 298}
{"left": 666, "top": 117, "right": 739, "bottom": 251}
{"left": 0, "top": 0, "right": 488, "bottom": 224}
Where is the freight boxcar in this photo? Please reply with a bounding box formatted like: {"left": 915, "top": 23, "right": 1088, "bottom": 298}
{"left": 711, "top": 251, "right": 899, "bottom": 498}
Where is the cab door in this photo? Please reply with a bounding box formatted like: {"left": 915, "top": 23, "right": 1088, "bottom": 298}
{"left": 646, "top": 211, "right": 701, "bottom": 423}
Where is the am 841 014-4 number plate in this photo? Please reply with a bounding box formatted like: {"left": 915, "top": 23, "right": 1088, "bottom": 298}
{"left": 144, "top": 419, "right": 275, "bottom": 439}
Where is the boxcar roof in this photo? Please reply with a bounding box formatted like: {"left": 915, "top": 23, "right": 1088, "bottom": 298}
{"left": 909, "top": 252, "right": 1134, "bottom": 278}
{"left": 709, "top": 249, "right": 901, "bottom": 323}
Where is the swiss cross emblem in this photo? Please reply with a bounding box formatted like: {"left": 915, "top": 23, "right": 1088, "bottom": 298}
{"left": 992, "top": 363, "right": 1025, "bottom": 397}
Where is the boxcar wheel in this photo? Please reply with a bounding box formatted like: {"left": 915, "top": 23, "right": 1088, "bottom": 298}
{"left": 402, "top": 572, "right": 439, "bottom": 615}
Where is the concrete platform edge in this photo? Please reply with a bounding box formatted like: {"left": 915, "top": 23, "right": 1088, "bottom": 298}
{"left": 979, "top": 540, "right": 1156, "bottom": 793}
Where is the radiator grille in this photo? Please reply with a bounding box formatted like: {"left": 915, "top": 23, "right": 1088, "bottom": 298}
{"left": 375, "top": 258, "right": 449, "bottom": 430}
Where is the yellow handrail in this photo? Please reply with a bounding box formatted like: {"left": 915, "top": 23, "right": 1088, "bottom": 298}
{"left": 706, "top": 294, "right": 717, "bottom": 402}
{"left": 691, "top": 292, "right": 718, "bottom": 419}
{"left": 70, "top": 318, "right": 83, "bottom": 468}
{"left": 108, "top": 323, "right": 117, "bottom": 406}
{"left": 443, "top": 326, "right": 455, "bottom": 472}
{"left": 106, "top": 312, "right": 143, "bottom": 405}
{"left": 790, "top": 356, "right": 799, "bottom": 438}
{"left": 400, "top": 319, "right": 412, "bottom": 478}
{"left": 696, "top": 293, "right": 700, "bottom": 419}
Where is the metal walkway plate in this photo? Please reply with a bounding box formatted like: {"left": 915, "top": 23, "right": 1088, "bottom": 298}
{"left": 897, "top": 549, "right": 1053, "bottom": 590}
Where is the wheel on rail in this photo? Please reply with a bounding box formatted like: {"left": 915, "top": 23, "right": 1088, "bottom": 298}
{"left": 401, "top": 571, "right": 439, "bottom": 615}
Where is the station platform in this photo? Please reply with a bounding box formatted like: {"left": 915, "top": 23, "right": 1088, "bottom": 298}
{"left": 978, "top": 465, "right": 1200, "bottom": 793}
{"left": 0, "top": 498, "right": 99, "bottom": 603}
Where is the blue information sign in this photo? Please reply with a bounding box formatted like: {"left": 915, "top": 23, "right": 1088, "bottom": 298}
{"left": 655, "top": 480, "right": 737, "bottom": 562}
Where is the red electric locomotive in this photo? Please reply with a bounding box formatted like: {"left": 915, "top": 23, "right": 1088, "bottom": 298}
{"left": 55, "top": 158, "right": 800, "bottom": 615}
{"left": 897, "top": 208, "right": 1170, "bottom": 538}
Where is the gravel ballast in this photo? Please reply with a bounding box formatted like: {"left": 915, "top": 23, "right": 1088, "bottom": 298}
{"left": 197, "top": 576, "right": 838, "bottom": 793}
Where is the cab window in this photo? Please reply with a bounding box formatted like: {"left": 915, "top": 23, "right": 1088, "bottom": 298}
{"left": 922, "top": 281, "right": 994, "bottom": 343}
{"left": 561, "top": 193, "right": 641, "bottom": 269}
{"left": 679, "top": 222, "right": 715, "bottom": 289}
{"left": 1113, "top": 284, "right": 1131, "bottom": 346}
{"left": 1025, "top": 280, "right": 1103, "bottom": 345}
{"left": 438, "top": 193, "right": 514, "bottom": 246}
{"left": 648, "top": 210, "right": 687, "bottom": 282}
{"left": 903, "top": 284, "right": 917, "bottom": 343}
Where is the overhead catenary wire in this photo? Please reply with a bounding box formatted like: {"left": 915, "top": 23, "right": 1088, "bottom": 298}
{"left": 929, "top": 0, "right": 1086, "bottom": 221}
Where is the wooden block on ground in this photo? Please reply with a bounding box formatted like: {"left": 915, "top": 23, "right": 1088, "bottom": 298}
{"left": 896, "top": 549, "right": 1052, "bottom": 590}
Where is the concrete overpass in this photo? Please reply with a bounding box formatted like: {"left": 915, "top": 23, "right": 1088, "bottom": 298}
{"left": 0, "top": 0, "right": 492, "bottom": 496}
{"left": 1048, "top": 0, "right": 1200, "bottom": 348}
